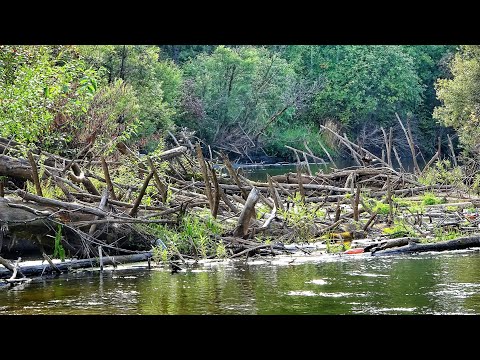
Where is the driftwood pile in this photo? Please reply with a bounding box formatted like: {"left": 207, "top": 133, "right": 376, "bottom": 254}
{"left": 1, "top": 114, "right": 480, "bottom": 282}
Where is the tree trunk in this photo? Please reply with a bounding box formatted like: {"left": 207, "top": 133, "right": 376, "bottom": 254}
{"left": 233, "top": 187, "right": 260, "bottom": 238}
{"left": 373, "top": 235, "right": 480, "bottom": 256}
{"left": 0, "top": 251, "right": 152, "bottom": 279}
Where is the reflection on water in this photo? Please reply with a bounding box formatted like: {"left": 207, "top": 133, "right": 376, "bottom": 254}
{"left": 236, "top": 163, "right": 331, "bottom": 182}
{"left": 2, "top": 252, "right": 480, "bottom": 314}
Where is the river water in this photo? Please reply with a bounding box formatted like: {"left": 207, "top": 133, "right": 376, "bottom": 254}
{"left": 2, "top": 251, "right": 480, "bottom": 314}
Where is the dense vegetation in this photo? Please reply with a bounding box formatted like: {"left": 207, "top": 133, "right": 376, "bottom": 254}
{"left": 1, "top": 44, "right": 467, "bottom": 162}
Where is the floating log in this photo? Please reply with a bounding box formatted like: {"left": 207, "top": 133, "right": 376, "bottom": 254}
{"left": 373, "top": 235, "right": 480, "bottom": 256}
{"left": 0, "top": 251, "right": 153, "bottom": 279}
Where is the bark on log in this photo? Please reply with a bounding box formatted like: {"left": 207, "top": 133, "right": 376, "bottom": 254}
{"left": 196, "top": 143, "right": 214, "bottom": 214}
{"left": 27, "top": 151, "right": 43, "bottom": 197}
{"left": 364, "top": 237, "right": 420, "bottom": 253}
{"left": 129, "top": 171, "right": 154, "bottom": 217}
{"left": 16, "top": 189, "right": 108, "bottom": 218}
{"left": 0, "top": 154, "right": 33, "bottom": 181}
{"left": 147, "top": 156, "right": 167, "bottom": 203}
{"left": 221, "top": 152, "right": 248, "bottom": 199}
{"left": 101, "top": 156, "right": 117, "bottom": 201}
{"left": 0, "top": 251, "right": 153, "bottom": 279}
{"left": 233, "top": 187, "right": 260, "bottom": 238}
{"left": 373, "top": 235, "right": 480, "bottom": 256}
{"left": 396, "top": 112, "right": 420, "bottom": 174}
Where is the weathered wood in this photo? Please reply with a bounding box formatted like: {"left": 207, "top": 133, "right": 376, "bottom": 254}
{"left": 219, "top": 190, "right": 239, "bottom": 213}
{"left": 0, "top": 154, "right": 33, "bottom": 181}
{"left": 207, "top": 161, "right": 220, "bottom": 218}
{"left": 0, "top": 256, "right": 24, "bottom": 277}
{"left": 101, "top": 156, "right": 117, "bottom": 201}
{"left": 371, "top": 185, "right": 453, "bottom": 197}
{"left": 230, "top": 243, "right": 271, "bottom": 259}
{"left": 296, "top": 166, "right": 305, "bottom": 202}
{"left": 364, "top": 237, "right": 420, "bottom": 253}
{"left": 147, "top": 156, "right": 167, "bottom": 203}
{"left": 16, "top": 189, "right": 108, "bottom": 217}
{"left": 70, "top": 163, "right": 100, "bottom": 196}
{"left": 221, "top": 152, "right": 248, "bottom": 199}
{"left": 447, "top": 133, "right": 457, "bottom": 167}
{"left": 387, "top": 175, "right": 393, "bottom": 224}
{"left": 318, "top": 139, "right": 337, "bottom": 169}
{"left": 334, "top": 198, "right": 341, "bottom": 222}
{"left": 267, "top": 175, "right": 283, "bottom": 211}
{"left": 233, "top": 187, "right": 260, "bottom": 238}
{"left": 353, "top": 184, "right": 360, "bottom": 222}
{"left": 42, "top": 253, "right": 62, "bottom": 274}
{"left": 0, "top": 252, "right": 153, "bottom": 279}
{"left": 321, "top": 125, "right": 391, "bottom": 168}
{"left": 392, "top": 146, "right": 405, "bottom": 173}
{"left": 89, "top": 188, "right": 109, "bottom": 236}
{"left": 196, "top": 143, "right": 214, "bottom": 214}
{"left": 129, "top": 171, "right": 154, "bottom": 217}
{"left": 285, "top": 145, "right": 326, "bottom": 165}
{"left": 260, "top": 204, "right": 277, "bottom": 230}
{"left": 373, "top": 235, "right": 480, "bottom": 256}
{"left": 396, "top": 112, "right": 420, "bottom": 174}
{"left": 70, "top": 192, "right": 167, "bottom": 211}
{"left": 27, "top": 151, "right": 43, "bottom": 197}
{"left": 98, "top": 246, "right": 103, "bottom": 271}
{"left": 363, "top": 212, "right": 377, "bottom": 231}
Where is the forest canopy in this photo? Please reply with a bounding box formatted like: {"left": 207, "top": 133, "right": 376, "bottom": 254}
{"left": 0, "top": 44, "right": 465, "bottom": 161}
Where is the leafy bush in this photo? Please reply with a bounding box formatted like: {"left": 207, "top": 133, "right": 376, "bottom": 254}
{"left": 421, "top": 192, "right": 444, "bottom": 205}
{"left": 418, "top": 160, "right": 464, "bottom": 187}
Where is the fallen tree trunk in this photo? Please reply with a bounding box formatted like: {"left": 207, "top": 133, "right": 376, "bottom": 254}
{"left": 0, "top": 251, "right": 153, "bottom": 279}
{"left": 364, "top": 237, "right": 420, "bottom": 253}
{"left": 373, "top": 235, "right": 480, "bottom": 256}
{"left": 0, "top": 154, "right": 33, "bottom": 181}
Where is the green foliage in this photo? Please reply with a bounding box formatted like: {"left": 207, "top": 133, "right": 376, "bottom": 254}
{"left": 71, "top": 79, "right": 140, "bottom": 154}
{"left": 421, "top": 192, "right": 444, "bottom": 206}
{"left": 278, "top": 192, "right": 324, "bottom": 242}
{"left": 181, "top": 46, "right": 297, "bottom": 145}
{"left": 0, "top": 45, "right": 98, "bottom": 145}
{"left": 325, "top": 241, "right": 350, "bottom": 253}
{"left": 382, "top": 219, "right": 417, "bottom": 238}
{"left": 373, "top": 200, "right": 391, "bottom": 215}
{"left": 423, "top": 227, "right": 462, "bottom": 243}
{"left": 147, "top": 212, "right": 223, "bottom": 259}
{"left": 434, "top": 45, "right": 480, "bottom": 152}
{"left": 286, "top": 45, "right": 424, "bottom": 128}
{"left": 215, "top": 242, "right": 227, "bottom": 258}
{"left": 152, "top": 246, "right": 169, "bottom": 264}
{"left": 264, "top": 123, "right": 336, "bottom": 159}
{"left": 472, "top": 173, "right": 480, "bottom": 195}
{"left": 78, "top": 45, "right": 183, "bottom": 148}
{"left": 52, "top": 224, "right": 66, "bottom": 261}
{"left": 364, "top": 196, "right": 391, "bottom": 215}
{"left": 418, "top": 160, "right": 464, "bottom": 187}
{"left": 256, "top": 204, "right": 271, "bottom": 220}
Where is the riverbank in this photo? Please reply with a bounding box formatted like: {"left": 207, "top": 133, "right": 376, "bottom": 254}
{"left": 2, "top": 126, "right": 480, "bottom": 284}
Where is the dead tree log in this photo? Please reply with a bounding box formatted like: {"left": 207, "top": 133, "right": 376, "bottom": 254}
{"left": 233, "top": 187, "right": 260, "bottom": 238}
{"left": 16, "top": 189, "right": 108, "bottom": 218}
{"left": 396, "top": 112, "right": 420, "bottom": 174}
{"left": 196, "top": 143, "right": 214, "bottom": 214}
{"left": 0, "top": 251, "right": 153, "bottom": 279}
{"left": 129, "top": 171, "right": 154, "bottom": 217}
{"left": 27, "top": 151, "right": 43, "bottom": 197}
{"left": 364, "top": 237, "right": 420, "bottom": 253}
{"left": 373, "top": 235, "right": 480, "bottom": 256}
